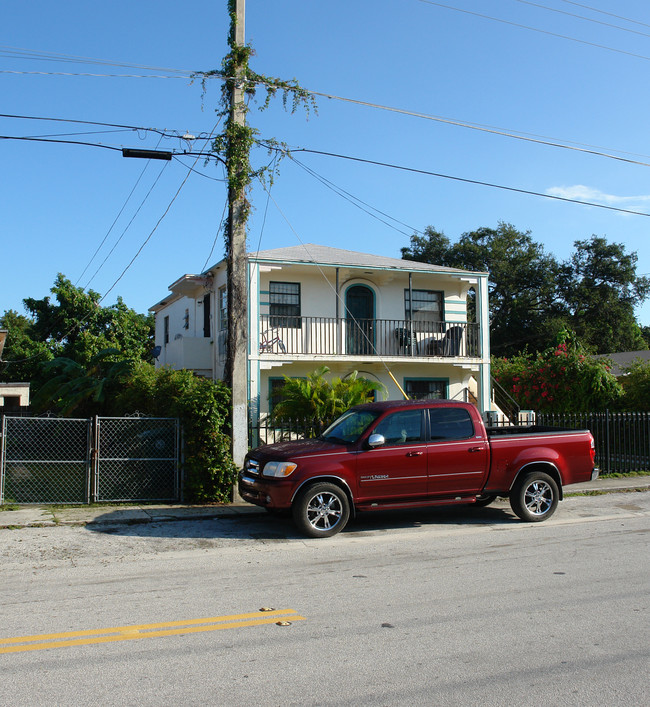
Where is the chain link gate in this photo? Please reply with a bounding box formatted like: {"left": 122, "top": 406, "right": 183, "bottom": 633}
{"left": 0, "top": 416, "right": 91, "bottom": 503}
{"left": 94, "top": 417, "right": 179, "bottom": 502}
{"left": 1, "top": 416, "right": 180, "bottom": 504}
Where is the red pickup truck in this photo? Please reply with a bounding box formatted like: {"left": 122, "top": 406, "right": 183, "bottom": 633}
{"left": 239, "top": 400, "right": 598, "bottom": 538}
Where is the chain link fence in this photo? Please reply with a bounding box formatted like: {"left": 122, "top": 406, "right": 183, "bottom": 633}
{"left": 0, "top": 415, "right": 179, "bottom": 504}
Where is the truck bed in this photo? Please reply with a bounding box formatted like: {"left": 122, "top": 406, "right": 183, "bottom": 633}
{"left": 486, "top": 425, "right": 588, "bottom": 437}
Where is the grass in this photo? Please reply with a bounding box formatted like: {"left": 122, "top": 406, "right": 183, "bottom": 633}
{"left": 0, "top": 503, "right": 21, "bottom": 511}
{"left": 566, "top": 487, "right": 649, "bottom": 497}
{"left": 600, "top": 471, "right": 650, "bottom": 478}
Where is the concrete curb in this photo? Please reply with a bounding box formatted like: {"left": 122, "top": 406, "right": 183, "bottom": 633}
{"left": 1, "top": 477, "right": 648, "bottom": 530}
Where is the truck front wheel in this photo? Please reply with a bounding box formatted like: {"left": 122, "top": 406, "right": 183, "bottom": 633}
{"left": 510, "top": 471, "right": 559, "bottom": 522}
{"left": 292, "top": 482, "right": 350, "bottom": 538}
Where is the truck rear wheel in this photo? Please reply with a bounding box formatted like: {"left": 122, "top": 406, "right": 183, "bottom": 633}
{"left": 292, "top": 482, "right": 350, "bottom": 538}
{"left": 510, "top": 471, "right": 558, "bottom": 522}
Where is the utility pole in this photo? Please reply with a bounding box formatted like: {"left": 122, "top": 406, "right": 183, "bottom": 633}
{"left": 226, "top": 0, "right": 248, "bottom": 488}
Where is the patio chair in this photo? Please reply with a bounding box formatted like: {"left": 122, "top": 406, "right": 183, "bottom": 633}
{"left": 439, "top": 326, "right": 463, "bottom": 356}
{"left": 394, "top": 326, "right": 418, "bottom": 354}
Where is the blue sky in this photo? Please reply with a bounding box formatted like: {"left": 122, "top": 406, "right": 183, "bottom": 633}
{"left": 3, "top": 0, "right": 650, "bottom": 327}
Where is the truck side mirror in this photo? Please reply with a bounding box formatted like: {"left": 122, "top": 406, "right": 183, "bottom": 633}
{"left": 368, "top": 433, "right": 385, "bottom": 448}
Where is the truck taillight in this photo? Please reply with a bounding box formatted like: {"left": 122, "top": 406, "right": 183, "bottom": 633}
{"left": 590, "top": 436, "right": 596, "bottom": 464}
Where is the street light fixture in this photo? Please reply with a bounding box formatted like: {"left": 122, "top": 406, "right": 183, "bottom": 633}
{"left": 122, "top": 148, "right": 172, "bottom": 161}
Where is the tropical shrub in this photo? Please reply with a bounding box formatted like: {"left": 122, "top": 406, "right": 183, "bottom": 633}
{"left": 272, "top": 365, "right": 386, "bottom": 428}
{"left": 114, "top": 363, "right": 237, "bottom": 503}
{"left": 617, "top": 358, "right": 650, "bottom": 411}
{"left": 492, "top": 330, "right": 623, "bottom": 413}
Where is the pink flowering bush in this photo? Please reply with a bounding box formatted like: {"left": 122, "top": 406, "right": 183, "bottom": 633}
{"left": 492, "top": 330, "right": 623, "bottom": 413}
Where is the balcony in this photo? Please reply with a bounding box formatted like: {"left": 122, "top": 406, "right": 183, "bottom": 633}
{"left": 256, "top": 316, "right": 481, "bottom": 360}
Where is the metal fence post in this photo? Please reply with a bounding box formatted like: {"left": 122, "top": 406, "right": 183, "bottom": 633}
{"left": 605, "top": 409, "right": 611, "bottom": 475}
{"left": 0, "top": 415, "right": 5, "bottom": 504}
{"left": 89, "top": 416, "right": 98, "bottom": 503}
{"left": 179, "top": 423, "right": 184, "bottom": 503}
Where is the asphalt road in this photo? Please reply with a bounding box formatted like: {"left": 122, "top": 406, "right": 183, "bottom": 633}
{"left": 1, "top": 492, "right": 648, "bottom": 706}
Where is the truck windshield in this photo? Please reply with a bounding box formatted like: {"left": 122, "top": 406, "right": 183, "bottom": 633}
{"left": 320, "top": 409, "right": 379, "bottom": 444}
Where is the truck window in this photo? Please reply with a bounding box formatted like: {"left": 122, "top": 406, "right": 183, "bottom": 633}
{"left": 428, "top": 408, "right": 474, "bottom": 441}
{"left": 321, "top": 409, "right": 379, "bottom": 444}
{"left": 372, "top": 409, "right": 423, "bottom": 445}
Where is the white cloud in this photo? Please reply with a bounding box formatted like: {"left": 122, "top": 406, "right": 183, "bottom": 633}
{"left": 546, "top": 184, "right": 650, "bottom": 206}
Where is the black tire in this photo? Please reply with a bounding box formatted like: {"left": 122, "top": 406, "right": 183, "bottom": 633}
{"left": 292, "top": 482, "right": 350, "bottom": 538}
{"left": 509, "top": 471, "right": 559, "bottom": 522}
{"left": 474, "top": 494, "right": 498, "bottom": 507}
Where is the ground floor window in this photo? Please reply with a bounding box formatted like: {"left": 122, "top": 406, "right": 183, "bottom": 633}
{"left": 268, "top": 377, "right": 286, "bottom": 413}
{"left": 404, "top": 378, "right": 447, "bottom": 400}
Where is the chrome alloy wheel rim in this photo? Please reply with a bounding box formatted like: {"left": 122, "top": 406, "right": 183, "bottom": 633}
{"left": 306, "top": 492, "right": 343, "bottom": 532}
{"left": 524, "top": 480, "right": 553, "bottom": 516}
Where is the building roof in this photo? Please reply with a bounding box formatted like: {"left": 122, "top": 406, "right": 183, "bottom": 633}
{"left": 594, "top": 350, "right": 650, "bottom": 376}
{"left": 150, "top": 243, "right": 485, "bottom": 312}
{"left": 249, "top": 243, "right": 486, "bottom": 276}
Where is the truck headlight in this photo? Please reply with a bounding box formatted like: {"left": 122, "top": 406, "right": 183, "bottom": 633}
{"left": 262, "top": 461, "right": 297, "bottom": 478}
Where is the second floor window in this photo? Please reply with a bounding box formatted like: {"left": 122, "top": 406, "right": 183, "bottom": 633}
{"left": 405, "top": 289, "right": 443, "bottom": 331}
{"left": 270, "top": 281, "right": 301, "bottom": 328}
{"left": 218, "top": 287, "right": 227, "bottom": 332}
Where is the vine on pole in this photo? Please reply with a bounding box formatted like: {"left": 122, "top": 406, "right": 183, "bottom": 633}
{"left": 196, "top": 0, "right": 316, "bottom": 252}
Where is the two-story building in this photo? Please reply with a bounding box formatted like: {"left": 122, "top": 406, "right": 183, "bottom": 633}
{"left": 149, "top": 244, "right": 491, "bottom": 430}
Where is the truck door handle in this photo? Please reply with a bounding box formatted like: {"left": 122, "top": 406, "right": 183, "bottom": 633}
{"left": 468, "top": 446, "right": 486, "bottom": 453}
{"left": 406, "top": 451, "right": 424, "bottom": 457}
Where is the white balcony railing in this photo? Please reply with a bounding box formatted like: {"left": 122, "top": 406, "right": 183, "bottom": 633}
{"left": 257, "top": 316, "right": 480, "bottom": 359}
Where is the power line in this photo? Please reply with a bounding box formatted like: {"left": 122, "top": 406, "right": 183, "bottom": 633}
{"left": 298, "top": 89, "right": 650, "bottom": 169}
{"left": 0, "top": 112, "right": 179, "bottom": 136}
{"left": 7, "top": 97, "right": 650, "bottom": 172}
{"left": 289, "top": 154, "right": 422, "bottom": 237}
{"left": 416, "top": 0, "right": 650, "bottom": 63}
{"left": 513, "top": 0, "right": 650, "bottom": 39}
{"left": 78, "top": 137, "right": 168, "bottom": 287}
{"left": 0, "top": 70, "right": 192, "bottom": 78}
{"left": 98, "top": 123, "right": 223, "bottom": 301}
{"left": 559, "top": 0, "right": 650, "bottom": 30}
{"left": 93, "top": 161, "right": 171, "bottom": 295}
{"left": 0, "top": 44, "right": 196, "bottom": 75}
{"left": 289, "top": 146, "right": 650, "bottom": 218}
{"left": 0, "top": 135, "right": 123, "bottom": 151}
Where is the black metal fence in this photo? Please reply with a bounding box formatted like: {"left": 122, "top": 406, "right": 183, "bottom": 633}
{"left": 537, "top": 411, "right": 650, "bottom": 474}
{"left": 249, "top": 411, "right": 650, "bottom": 474}
{"left": 249, "top": 418, "right": 326, "bottom": 449}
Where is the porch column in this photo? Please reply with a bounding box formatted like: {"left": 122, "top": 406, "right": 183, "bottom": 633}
{"left": 476, "top": 274, "right": 491, "bottom": 413}
{"left": 248, "top": 262, "right": 261, "bottom": 426}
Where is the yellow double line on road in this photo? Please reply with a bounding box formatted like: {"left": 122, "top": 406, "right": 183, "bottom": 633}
{"left": 0, "top": 609, "right": 305, "bottom": 655}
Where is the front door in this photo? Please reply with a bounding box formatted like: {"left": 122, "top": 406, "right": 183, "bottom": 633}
{"left": 346, "top": 285, "right": 374, "bottom": 355}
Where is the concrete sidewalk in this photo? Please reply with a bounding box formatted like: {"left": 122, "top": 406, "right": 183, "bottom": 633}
{"left": 0, "top": 475, "right": 648, "bottom": 530}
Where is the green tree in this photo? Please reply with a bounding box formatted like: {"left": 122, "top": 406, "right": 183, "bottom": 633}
{"left": 272, "top": 366, "right": 386, "bottom": 428}
{"left": 492, "top": 330, "right": 623, "bottom": 413}
{"left": 0, "top": 309, "right": 52, "bottom": 385}
{"left": 558, "top": 236, "right": 650, "bottom": 354}
{"left": 402, "top": 223, "right": 564, "bottom": 356}
{"left": 640, "top": 325, "right": 650, "bottom": 349}
{"left": 1, "top": 275, "right": 154, "bottom": 388}
{"left": 32, "top": 348, "right": 134, "bottom": 416}
{"left": 617, "top": 358, "right": 650, "bottom": 411}
{"left": 23, "top": 274, "right": 154, "bottom": 364}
